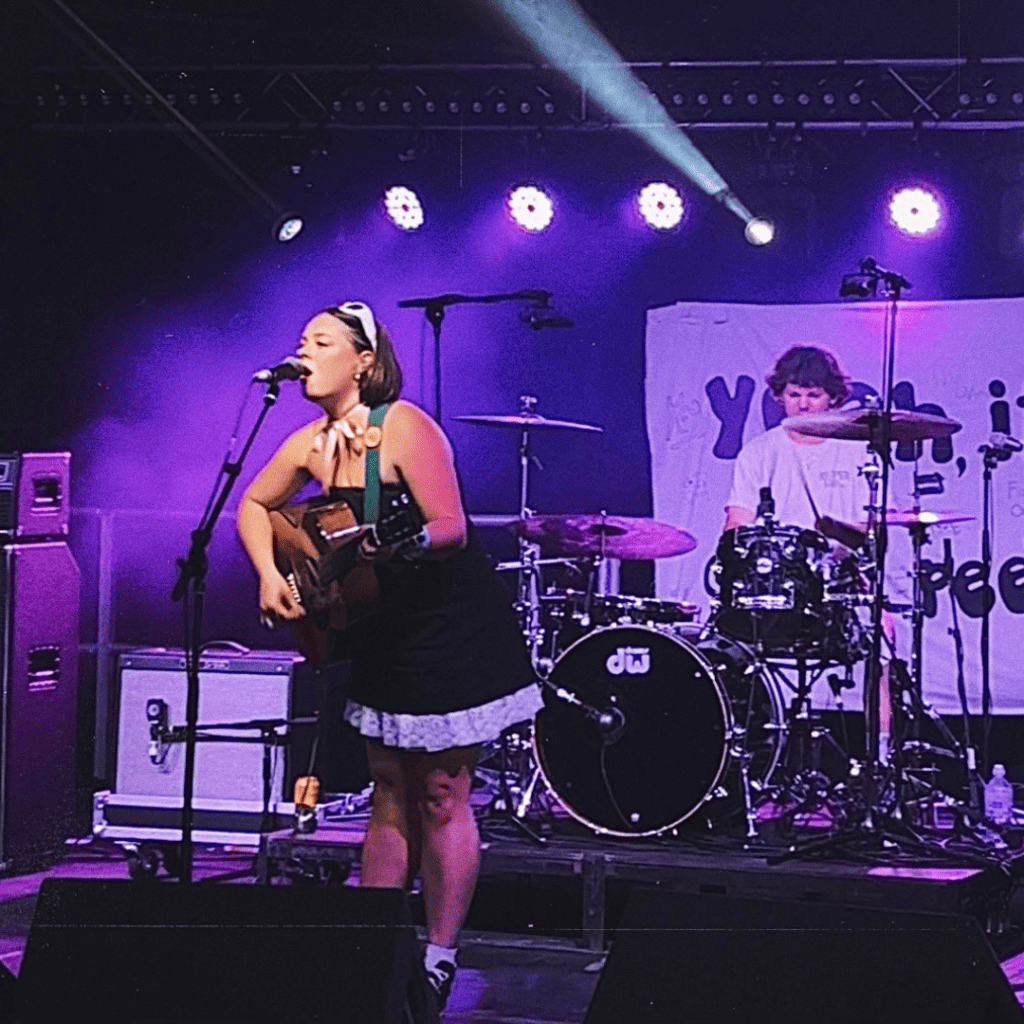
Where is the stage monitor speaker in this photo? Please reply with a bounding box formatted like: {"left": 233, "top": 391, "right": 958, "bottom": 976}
{"left": 585, "top": 890, "right": 1022, "bottom": 1024}
{"left": 0, "top": 542, "right": 79, "bottom": 867}
{"left": 0, "top": 453, "right": 70, "bottom": 540}
{"left": 15, "top": 878, "right": 436, "bottom": 1024}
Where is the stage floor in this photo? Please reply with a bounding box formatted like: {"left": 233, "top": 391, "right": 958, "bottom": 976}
{"left": 0, "top": 825, "right": 1021, "bottom": 1023}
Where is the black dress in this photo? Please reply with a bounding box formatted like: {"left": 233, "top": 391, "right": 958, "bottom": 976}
{"left": 330, "top": 484, "right": 543, "bottom": 751}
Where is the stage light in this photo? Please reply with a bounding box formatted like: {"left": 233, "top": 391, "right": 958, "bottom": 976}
{"left": 507, "top": 185, "right": 554, "bottom": 232}
{"left": 638, "top": 182, "right": 684, "bottom": 230}
{"left": 889, "top": 187, "right": 941, "bottom": 235}
{"left": 488, "top": 0, "right": 755, "bottom": 237}
{"left": 383, "top": 186, "right": 424, "bottom": 230}
{"left": 744, "top": 217, "right": 775, "bottom": 245}
{"left": 275, "top": 215, "right": 304, "bottom": 243}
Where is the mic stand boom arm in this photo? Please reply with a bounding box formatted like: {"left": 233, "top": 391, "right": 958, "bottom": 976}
{"left": 397, "top": 290, "right": 557, "bottom": 425}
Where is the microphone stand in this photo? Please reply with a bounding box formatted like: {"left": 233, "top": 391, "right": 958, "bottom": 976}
{"left": 396, "top": 289, "right": 557, "bottom": 425}
{"left": 774, "top": 260, "right": 933, "bottom": 864}
{"left": 170, "top": 378, "right": 284, "bottom": 883}
{"left": 976, "top": 439, "right": 1008, "bottom": 775}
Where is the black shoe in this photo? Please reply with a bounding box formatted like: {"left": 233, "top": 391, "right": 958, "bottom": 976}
{"left": 425, "top": 960, "right": 456, "bottom": 1013}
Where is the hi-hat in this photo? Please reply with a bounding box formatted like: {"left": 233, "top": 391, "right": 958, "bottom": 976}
{"left": 454, "top": 412, "right": 603, "bottom": 432}
{"left": 509, "top": 514, "right": 697, "bottom": 560}
{"left": 861, "top": 509, "right": 977, "bottom": 528}
{"left": 781, "top": 408, "right": 960, "bottom": 443}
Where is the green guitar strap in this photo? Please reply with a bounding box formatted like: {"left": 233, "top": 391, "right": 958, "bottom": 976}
{"left": 363, "top": 402, "right": 391, "bottom": 525}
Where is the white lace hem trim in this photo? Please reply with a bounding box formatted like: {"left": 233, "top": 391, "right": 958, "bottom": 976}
{"left": 344, "top": 683, "right": 544, "bottom": 752}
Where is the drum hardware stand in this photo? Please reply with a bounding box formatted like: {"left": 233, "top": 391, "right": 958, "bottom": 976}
{"left": 764, "top": 657, "right": 853, "bottom": 837}
{"left": 731, "top": 732, "right": 760, "bottom": 844}
{"left": 480, "top": 727, "right": 548, "bottom": 846}
{"left": 976, "top": 436, "right": 1012, "bottom": 774}
{"left": 945, "top": 543, "right": 985, "bottom": 820}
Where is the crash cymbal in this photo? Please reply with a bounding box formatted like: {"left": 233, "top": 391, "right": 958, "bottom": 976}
{"left": 509, "top": 514, "right": 697, "bottom": 560}
{"left": 781, "top": 409, "right": 961, "bottom": 443}
{"left": 861, "top": 509, "right": 977, "bottom": 528}
{"left": 454, "top": 412, "right": 603, "bottom": 432}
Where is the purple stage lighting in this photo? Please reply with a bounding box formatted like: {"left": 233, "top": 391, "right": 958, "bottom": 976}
{"left": 888, "top": 186, "right": 941, "bottom": 236}
{"left": 637, "top": 182, "right": 684, "bottom": 229}
{"left": 383, "top": 186, "right": 424, "bottom": 230}
{"left": 507, "top": 185, "right": 554, "bottom": 232}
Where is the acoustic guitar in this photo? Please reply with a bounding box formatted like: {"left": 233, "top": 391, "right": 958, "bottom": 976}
{"left": 268, "top": 493, "right": 420, "bottom": 664}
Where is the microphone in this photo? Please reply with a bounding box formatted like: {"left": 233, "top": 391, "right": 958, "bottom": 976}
{"left": 596, "top": 705, "right": 626, "bottom": 744}
{"left": 520, "top": 307, "right": 574, "bottom": 330}
{"left": 252, "top": 357, "right": 310, "bottom": 383}
{"left": 859, "top": 257, "right": 912, "bottom": 290}
{"left": 756, "top": 486, "right": 775, "bottom": 521}
{"left": 988, "top": 432, "right": 1023, "bottom": 453}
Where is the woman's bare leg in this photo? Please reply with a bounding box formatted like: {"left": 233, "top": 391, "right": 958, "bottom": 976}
{"left": 360, "top": 740, "right": 422, "bottom": 889}
{"left": 411, "top": 745, "right": 481, "bottom": 948}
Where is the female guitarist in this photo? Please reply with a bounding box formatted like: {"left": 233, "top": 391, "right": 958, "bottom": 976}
{"left": 237, "top": 302, "right": 542, "bottom": 1010}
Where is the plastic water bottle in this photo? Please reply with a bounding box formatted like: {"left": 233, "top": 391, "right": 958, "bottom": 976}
{"left": 984, "top": 764, "right": 1014, "bottom": 825}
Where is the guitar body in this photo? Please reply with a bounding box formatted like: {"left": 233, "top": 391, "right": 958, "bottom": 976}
{"left": 268, "top": 494, "right": 419, "bottom": 664}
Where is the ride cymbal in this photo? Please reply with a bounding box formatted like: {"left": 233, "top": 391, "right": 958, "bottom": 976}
{"left": 454, "top": 413, "right": 603, "bottom": 432}
{"left": 781, "top": 409, "right": 960, "bottom": 443}
{"left": 861, "top": 509, "right": 977, "bottom": 528}
{"left": 509, "top": 514, "right": 697, "bottom": 560}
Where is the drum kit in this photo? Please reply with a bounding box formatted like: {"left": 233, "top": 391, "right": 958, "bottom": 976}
{"left": 458, "top": 397, "right": 974, "bottom": 846}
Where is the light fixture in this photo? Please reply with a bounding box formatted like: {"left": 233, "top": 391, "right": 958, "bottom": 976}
{"left": 275, "top": 215, "right": 304, "bottom": 243}
{"left": 888, "top": 187, "right": 941, "bottom": 236}
{"left": 637, "top": 182, "right": 684, "bottom": 230}
{"left": 744, "top": 217, "right": 775, "bottom": 245}
{"left": 507, "top": 185, "right": 554, "bottom": 232}
{"left": 383, "top": 186, "right": 424, "bottom": 230}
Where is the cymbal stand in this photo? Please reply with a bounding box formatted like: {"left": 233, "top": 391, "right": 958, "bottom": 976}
{"left": 515, "top": 395, "right": 544, "bottom": 663}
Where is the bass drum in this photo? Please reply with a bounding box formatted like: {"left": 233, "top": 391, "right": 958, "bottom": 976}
{"left": 534, "top": 624, "right": 786, "bottom": 837}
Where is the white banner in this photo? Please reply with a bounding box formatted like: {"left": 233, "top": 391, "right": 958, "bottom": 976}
{"left": 646, "top": 298, "right": 1024, "bottom": 714}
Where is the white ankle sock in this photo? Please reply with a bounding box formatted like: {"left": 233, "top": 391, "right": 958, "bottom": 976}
{"left": 424, "top": 942, "right": 457, "bottom": 973}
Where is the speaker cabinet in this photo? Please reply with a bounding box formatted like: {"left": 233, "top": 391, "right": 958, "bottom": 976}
{"left": 16, "top": 878, "right": 436, "bottom": 1023}
{"left": 0, "top": 452, "right": 70, "bottom": 540}
{"left": 585, "top": 890, "right": 1022, "bottom": 1024}
{"left": 0, "top": 542, "right": 79, "bottom": 866}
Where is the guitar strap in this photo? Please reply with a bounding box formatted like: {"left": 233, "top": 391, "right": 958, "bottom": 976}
{"left": 363, "top": 402, "right": 391, "bottom": 525}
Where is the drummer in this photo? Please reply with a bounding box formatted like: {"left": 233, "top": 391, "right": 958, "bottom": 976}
{"left": 722, "top": 345, "right": 894, "bottom": 761}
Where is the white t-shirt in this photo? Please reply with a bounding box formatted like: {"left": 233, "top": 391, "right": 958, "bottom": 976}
{"left": 726, "top": 425, "right": 871, "bottom": 531}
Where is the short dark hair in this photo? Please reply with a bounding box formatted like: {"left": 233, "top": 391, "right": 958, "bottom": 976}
{"left": 766, "top": 346, "right": 849, "bottom": 407}
{"left": 322, "top": 306, "right": 403, "bottom": 407}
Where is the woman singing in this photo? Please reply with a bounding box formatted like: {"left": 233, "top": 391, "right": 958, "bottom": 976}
{"left": 237, "top": 302, "right": 542, "bottom": 1011}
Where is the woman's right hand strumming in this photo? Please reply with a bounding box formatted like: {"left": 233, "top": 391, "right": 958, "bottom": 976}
{"left": 259, "top": 569, "right": 305, "bottom": 623}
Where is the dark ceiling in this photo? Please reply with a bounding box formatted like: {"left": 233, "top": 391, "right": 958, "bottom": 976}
{"left": 10, "top": 0, "right": 1024, "bottom": 69}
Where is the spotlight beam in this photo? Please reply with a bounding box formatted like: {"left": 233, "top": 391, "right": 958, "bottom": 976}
{"left": 486, "top": 0, "right": 755, "bottom": 226}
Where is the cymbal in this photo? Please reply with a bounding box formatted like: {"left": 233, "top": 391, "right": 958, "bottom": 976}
{"left": 454, "top": 412, "right": 603, "bottom": 433}
{"left": 509, "top": 514, "right": 697, "bottom": 560}
{"left": 781, "top": 409, "right": 961, "bottom": 443}
{"left": 861, "top": 509, "right": 977, "bottom": 528}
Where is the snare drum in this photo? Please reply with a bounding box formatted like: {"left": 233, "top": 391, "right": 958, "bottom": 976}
{"left": 589, "top": 594, "right": 699, "bottom": 628}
